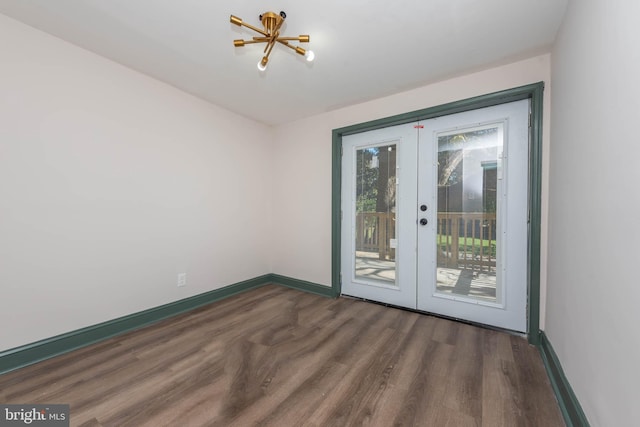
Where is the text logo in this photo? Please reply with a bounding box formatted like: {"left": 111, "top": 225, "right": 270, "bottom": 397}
{"left": 0, "top": 405, "right": 69, "bottom": 427}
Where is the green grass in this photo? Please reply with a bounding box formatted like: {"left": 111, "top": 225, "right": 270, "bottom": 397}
{"left": 438, "top": 235, "right": 496, "bottom": 256}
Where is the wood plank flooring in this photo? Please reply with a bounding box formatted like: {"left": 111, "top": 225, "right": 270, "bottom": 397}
{"left": 0, "top": 285, "right": 565, "bottom": 426}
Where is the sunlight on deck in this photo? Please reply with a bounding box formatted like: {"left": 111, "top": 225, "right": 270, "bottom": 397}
{"left": 355, "top": 251, "right": 496, "bottom": 302}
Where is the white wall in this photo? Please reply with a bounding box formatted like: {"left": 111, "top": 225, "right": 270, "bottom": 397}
{"left": 547, "top": 0, "right": 640, "bottom": 425}
{"left": 0, "top": 15, "right": 272, "bottom": 351}
{"left": 0, "top": 11, "right": 555, "bottom": 356}
{"left": 272, "top": 55, "right": 552, "bottom": 327}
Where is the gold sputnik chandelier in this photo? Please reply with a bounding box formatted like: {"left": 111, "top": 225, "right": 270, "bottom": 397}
{"left": 230, "top": 11, "right": 314, "bottom": 71}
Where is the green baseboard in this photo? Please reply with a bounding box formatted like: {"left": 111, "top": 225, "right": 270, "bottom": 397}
{"left": 0, "top": 274, "right": 331, "bottom": 375}
{"left": 538, "top": 331, "right": 590, "bottom": 427}
{"left": 270, "top": 274, "right": 336, "bottom": 298}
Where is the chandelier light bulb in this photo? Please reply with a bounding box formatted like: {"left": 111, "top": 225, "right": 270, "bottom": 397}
{"left": 257, "top": 60, "right": 267, "bottom": 71}
{"left": 305, "top": 50, "right": 315, "bottom": 62}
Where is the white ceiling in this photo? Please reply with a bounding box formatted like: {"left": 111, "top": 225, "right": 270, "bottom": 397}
{"left": 0, "top": 0, "right": 568, "bottom": 125}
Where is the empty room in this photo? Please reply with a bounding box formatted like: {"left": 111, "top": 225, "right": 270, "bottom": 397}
{"left": 1, "top": 1, "right": 638, "bottom": 426}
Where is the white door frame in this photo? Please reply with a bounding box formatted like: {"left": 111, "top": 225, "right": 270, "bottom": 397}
{"left": 331, "top": 83, "right": 545, "bottom": 344}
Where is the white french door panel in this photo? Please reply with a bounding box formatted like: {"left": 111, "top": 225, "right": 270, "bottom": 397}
{"left": 341, "top": 124, "right": 418, "bottom": 309}
{"left": 340, "top": 99, "right": 529, "bottom": 332}
{"left": 417, "top": 100, "right": 529, "bottom": 332}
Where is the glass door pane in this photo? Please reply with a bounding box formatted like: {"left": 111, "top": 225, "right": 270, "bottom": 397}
{"left": 341, "top": 122, "right": 417, "bottom": 310}
{"left": 354, "top": 144, "right": 397, "bottom": 284}
{"left": 435, "top": 124, "right": 503, "bottom": 303}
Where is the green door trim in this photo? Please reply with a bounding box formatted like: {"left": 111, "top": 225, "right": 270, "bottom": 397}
{"left": 331, "top": 82, "right": 545, "bottom": 345}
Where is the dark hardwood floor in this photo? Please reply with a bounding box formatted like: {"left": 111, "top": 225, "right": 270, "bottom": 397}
{"left": 0, "top": 285, "right": 564, "bottom": 426}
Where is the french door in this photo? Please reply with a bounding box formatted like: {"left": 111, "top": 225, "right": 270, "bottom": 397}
{"left": 341, "top": 100, "right": 529, "bottom": 332}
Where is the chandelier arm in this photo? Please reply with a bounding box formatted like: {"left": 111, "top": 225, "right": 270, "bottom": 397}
{"left": 252, "top": 36, "right": 307, "bottom": 43}
{"left": 277, "top": 40, "right": 307, "bottom": 56}
{"left": 263, "top": 30, "right": 280, "bottom": 54}
{"left": 263, "top": 17, "right": 285, "bottom": 48}
{"left": 253, "top": 37, "right": 306, "bottom": 42}
{"left": 263, "top": 37, "right": 278, "bottom": 60}
{"left": 277, "top": 40, "right": 297, "bottom": 50}
{"left": 240, "top": 22, "right": 269, "bottom": 37}
{"left": 275, "top": 36, "right": 310, "bottom": 42}
{"left": 276, "top": 39, "right": 292, "bottom": 50}
{"left": 236, "top": 39, "right": 265, "bottom": 46}
{"left": 230, "top": 15, "right": 269, "bottom": 37}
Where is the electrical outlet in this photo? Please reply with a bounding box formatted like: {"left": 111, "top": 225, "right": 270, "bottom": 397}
{"left": 177, "top": 273, "right": 187, "bottom": 287}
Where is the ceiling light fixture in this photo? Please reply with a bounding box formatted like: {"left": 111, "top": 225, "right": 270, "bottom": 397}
{"left": 230, "top": 11, "right": 314, "bottom": 71}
